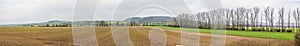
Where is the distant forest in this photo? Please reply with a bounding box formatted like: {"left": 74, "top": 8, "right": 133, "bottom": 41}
{"left": 174, "top": 7, "right": 300, "bottom": 32}
{"left": 1, "top": 7, "right": 300, "bottom": 32}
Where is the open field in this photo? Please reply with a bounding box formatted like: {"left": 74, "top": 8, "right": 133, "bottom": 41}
{"left": 0, "top": 26, "right": 295, "bottom": 46}
{"left": 155, "top": 26, "right": 295, "bottom": 40}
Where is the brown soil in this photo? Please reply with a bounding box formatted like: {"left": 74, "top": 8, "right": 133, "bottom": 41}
{"left": 0, "top": 27, "right": 295, "bottom": 46}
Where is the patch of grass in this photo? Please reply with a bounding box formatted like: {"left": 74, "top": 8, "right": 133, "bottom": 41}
{"left": 152, "top": 26, "right": 295, "bottom": 40}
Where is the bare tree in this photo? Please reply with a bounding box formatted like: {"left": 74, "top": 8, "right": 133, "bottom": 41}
{"left": 296, "top": 8, "right": 300, "bottom": 31}
{"left": 225, "top": 9, "right": 232, "bottom": 29}
{"left": 235, "top": 7, "right": 246, "bottom": 30}
{"left": 278, "top": 7, "right": 285, "bottom": 32}
{"left": 245, "top": 9, "right": 251, "bottom": 31}
{"left": 206, "top": 12, "right": 212, "bottom": 28}
{"left": 172, "top": 7, "right": 300, "bottom": 33}
{"left": 264, "top": 7, "right": 270, "bottom": 31}
{"left": 235, "top": 8, "right": 240, "bottom": 29}
{"left": 232, "top": 9, "right": 236, "bottom": 29}
{"left": 252, "top": 7, "right": 260, "bottom": 30}
{"left": 270, "top": 8, "right": 275, "bottom": 32}
{"left": 288, "top": 9, "right": 291, "bottom": 28}
{"left": 264, "top": 7, "right": 275, "bottom": 32}
{"left": 294, "top": 8, "right": 300, "bottom": 30}
{"left": 229, "top": 9, "right": 235, "bottom": 29}
{"left": 197, "top": 12, "right": 209, "bottom": 28}
{"left": 260, "top": 13, "right": 264, "bottom": 30}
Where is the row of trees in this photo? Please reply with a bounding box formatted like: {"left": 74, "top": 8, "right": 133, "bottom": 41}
{"left": 174, "top": 7, "right": 300, "bottom": 32}
{"left": 28, "top": 24, "right": 72, "bottom": 27}
{"left": 36, "top": 21, "right": 155, "bottom": 27}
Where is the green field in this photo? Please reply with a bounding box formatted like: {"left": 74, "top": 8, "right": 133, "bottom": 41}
{"left": 153, "top": 26, "right": 295, "bottom": 40}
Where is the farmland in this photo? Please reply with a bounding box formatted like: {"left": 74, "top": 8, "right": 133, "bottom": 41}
{"left": 155, "top": 26, "right": 295, "bottom": 40}
{"left": 0, "top": 26, "right": 295, "bottom": 46}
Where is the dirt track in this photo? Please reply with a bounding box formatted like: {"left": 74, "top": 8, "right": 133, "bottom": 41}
{"left": 0, "top": 27, "right": 295, "bottom": 46}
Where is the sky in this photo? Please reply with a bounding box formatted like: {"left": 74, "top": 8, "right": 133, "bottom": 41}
{"left": 0, "top": 0, "right": 299, "bottom": 24}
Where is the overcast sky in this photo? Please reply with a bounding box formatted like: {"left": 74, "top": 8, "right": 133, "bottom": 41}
{"left": 0, "top": 0, "right": 299, "bottom": 24}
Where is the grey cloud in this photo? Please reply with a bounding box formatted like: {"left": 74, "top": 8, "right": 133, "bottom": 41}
{"left": 0, "top": 0, "right": 75, "bottom": 24}
{"left": 0, "top": 0, "right": 298, "bottom": 24}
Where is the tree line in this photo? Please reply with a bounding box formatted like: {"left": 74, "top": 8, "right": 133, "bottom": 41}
{"left": 173, "top": 7, "right": 300, "bottom": 32}
{"left": 33, "top": 20, "right": 144, "bottom": 27}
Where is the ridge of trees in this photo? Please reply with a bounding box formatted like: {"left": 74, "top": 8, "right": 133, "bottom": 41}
{"left": 172, "top": 7, "right": 300, "bottom": 32}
